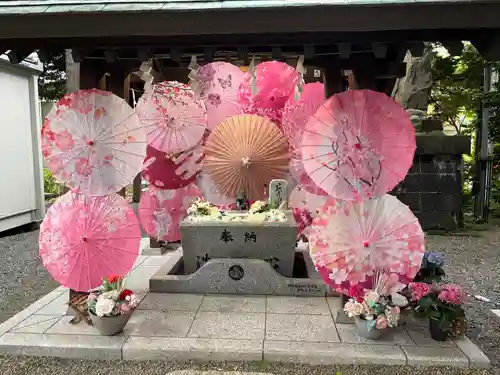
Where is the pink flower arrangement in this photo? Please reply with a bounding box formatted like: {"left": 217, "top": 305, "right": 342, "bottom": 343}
{"left": 376, "top": 315, "right": 389, "bottom": 329}
{"left": 409, "top": 282, "right": 432, "bottom": 301}
{"left": 438, "top": 284, "right": 463, "bottom": 305}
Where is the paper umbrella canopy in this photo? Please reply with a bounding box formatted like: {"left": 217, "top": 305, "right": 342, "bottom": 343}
{"left": 203, "top": 114, "right": 290, "bottom": 200}
{"left": 301, "top": 89, "right": 416, "bottom": 201}
{"left": 41, "top": 89, "right": 147, "bottom": 196}
{"left": 39, "top": 191, "right": 141, "bottom": 292}
{"left": 308, "top": 194, "right": 425, "bottom": 295}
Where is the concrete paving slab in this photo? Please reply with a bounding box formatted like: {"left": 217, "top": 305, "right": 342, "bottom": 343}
{"left": 123, "top": 337, "right": 263, "bottom": 362}
{"left": 188, "top": 312, "right": 265, "bottom": 340}
{"left": 0, "top": 288, "right": 490, "bottom": 368}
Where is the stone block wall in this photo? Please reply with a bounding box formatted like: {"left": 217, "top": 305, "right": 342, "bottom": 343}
{"left": 392, "top": 135, "right": 471, "bottom": 231}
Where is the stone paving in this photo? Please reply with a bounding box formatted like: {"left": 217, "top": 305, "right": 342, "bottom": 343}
{"left": 0, "top": 249, "right": 490, "bottom": 368}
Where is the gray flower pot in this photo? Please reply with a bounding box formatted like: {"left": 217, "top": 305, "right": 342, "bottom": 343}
{"left": 354, "top": 316, "right": 386, "bottom": 340}
{"left": 89, "top": 311, "right": 132, "bottom": 336}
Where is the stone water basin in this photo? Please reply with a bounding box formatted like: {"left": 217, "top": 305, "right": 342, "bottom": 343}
{"left": 180, "top": 210, "right": 297, "bottom": 277}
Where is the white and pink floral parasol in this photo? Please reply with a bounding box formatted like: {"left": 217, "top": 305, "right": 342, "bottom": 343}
{"left": 39, "top": 191, "right": 141, "bottom": 292}
{"left": 196, "top": 62, "right": 245, "bottom": 130}
{"left": 301, "top": 90, "right": 416, "bottom": 201}
{"left": 308, "top": 194, "right": 425, "bottom": 295}
{"left": 136, "top": 81, "right": 207, "bottom": 153}
{"left": 289, "top": 185, "right": 328, "bottom": 239}
{"left": 41, "top": 89, "right": 147, "bottom": 196}
{"left": 138, "top": 184, "right": 202, "bottom": 242}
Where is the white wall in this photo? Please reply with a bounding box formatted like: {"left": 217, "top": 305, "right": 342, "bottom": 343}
{"left": 0, "top": 58, "right": 45, "bottom": 232}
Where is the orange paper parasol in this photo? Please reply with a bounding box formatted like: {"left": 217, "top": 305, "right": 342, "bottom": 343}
{"left": 204, "top": 114, "right": 289, "bottom": 200}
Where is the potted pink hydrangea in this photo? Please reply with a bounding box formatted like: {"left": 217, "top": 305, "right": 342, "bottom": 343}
{"left": 409, "top": 282, "right": 465, "bottom": 341}
{"left": 86, "top": 275, "right": 140, "bottom": 336}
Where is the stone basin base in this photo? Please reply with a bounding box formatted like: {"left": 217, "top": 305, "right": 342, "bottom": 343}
{"left": 150, "top": 248, "right": 337, "bottom": 297}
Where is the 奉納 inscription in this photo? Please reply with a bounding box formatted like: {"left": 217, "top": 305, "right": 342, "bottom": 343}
{"left": 244, "top": 231, "right": 257, "bottom": 243}
{"left": 220, "top": 229, "right": 234, "bottom": 243}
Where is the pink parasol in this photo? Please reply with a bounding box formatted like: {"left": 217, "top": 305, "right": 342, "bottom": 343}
{"left": 301, "top": 90, "right": 416, "bottom": 201}
{"left": 41, "top": 89, "right": 147, "bottom": 196}
{"left": 142, "top": 143, "right": 204, "bottom": 189}
{"left": 238, "top": 61, "right": 298, "bottom": 126}
{"left": 197, "top": 62, "right": 245, "bottom": 130}
{"left": 282, "top": 82, "right": 325, "bottom": 150}
{"left": 39, "top": 191, "right": 141, "bottom": 292}
{"left": 289, "top": 185, "right": 328, "bottom": 239}
{"left": 138, "top": 184, "right": 202, "bottom": 242}
{"left": 289, "top": 148, "right": 328, "bottom": 196}
{"left": 136, "top": 81, "right": 207, "bottom": 153}
{"left": 308, "top": 194, "right": 425, "bottom": 295}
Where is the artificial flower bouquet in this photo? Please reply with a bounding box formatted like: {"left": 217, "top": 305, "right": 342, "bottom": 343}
{"left": 344, "top": 285, "right": 401, "bottom": 331}
{"left": 247, "top": 200, "right": 287, "bottom": 223}
{"left": 409, "top": 282, "right": 465, "bottom": 340}
{"left": 87, "top": 275, "right": 139, "bottom": 317}
{"left": 187, "top": 198, "right": 222, "bottom": 220}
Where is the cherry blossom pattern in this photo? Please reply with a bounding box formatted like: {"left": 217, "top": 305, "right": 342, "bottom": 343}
{"left": 39, "top": 191, "right": 141, "bottom": 292}
{"left": 138, "top": 184, "right": 202, "bottom": 242}
{"left": 41, "top": 89, "right": 148, "bottom": 196}
{"left": 301, "top": 90, "right": 415, "bottom": 201}
{"left": 308, "top": 195, "right": 425, "bottom": 295}
{"left": 136, "top": 81, "right": 207, "bottom": 153}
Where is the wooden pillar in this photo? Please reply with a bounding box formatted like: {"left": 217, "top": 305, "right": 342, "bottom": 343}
{"left": 322, "top": 59, "right": 344, "bottom": 98}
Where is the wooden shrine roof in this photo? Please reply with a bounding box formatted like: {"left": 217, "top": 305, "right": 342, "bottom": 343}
{"left": 0, "top": 0, "right": 496, "bottom": 15}
{"left": 1, "top": 0, "right": 500, "bottom": 63}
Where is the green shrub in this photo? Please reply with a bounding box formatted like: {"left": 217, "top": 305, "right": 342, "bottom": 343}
{"left": 43, "top": 168, "right": 60, "bottom": 196}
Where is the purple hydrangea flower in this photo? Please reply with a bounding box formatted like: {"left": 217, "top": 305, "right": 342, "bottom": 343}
{"left": 424, "top": 251, "right": 444, "bottom": 267}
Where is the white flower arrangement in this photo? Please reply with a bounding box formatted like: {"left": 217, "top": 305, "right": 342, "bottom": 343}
{"left": 185, "top": 199, "right": 287, "bottom": 223}
{"left": 87, "top": 275, "right": 140, "bottom": 317}
{"left": 186, "top": 198, "right": 222, "bottom": 221}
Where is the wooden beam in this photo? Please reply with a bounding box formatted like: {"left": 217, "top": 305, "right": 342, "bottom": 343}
{"left": 371, "top": 42, "right": 388, "bottom": 59}
{"left": 203, "top": 47, "right": 215, "bottom": 63}
{"left": 104, "top": 50, "right": 117, "bottom": 64}
{"left": 337, "top": 43, "right": 352, "bottom": 59}
{"left": 3, "top": 3, "right": 500, "bottom": 40}
{"left": 321, "top": 57, "right": 344, "bottom": 98}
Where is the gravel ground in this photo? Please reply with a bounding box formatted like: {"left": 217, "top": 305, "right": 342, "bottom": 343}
{"left": 426, "top": 228, "right": 500, "bottom": 368}
{"left": 0, "top": 225, "right": 500, "bottom": 374}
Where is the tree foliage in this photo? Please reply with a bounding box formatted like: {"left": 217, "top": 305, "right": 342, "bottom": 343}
{"left": 38, "top": 51, "right": 66, "bottom": 101}
{"left": 429, "top": 42, "right": 500, "bottom": 141}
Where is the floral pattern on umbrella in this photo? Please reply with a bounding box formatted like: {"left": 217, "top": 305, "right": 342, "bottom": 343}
{"left": 308, "top": 195, "right": 425, "bottom": 295}
{"left": 289, "top": 148, "right": 328, "bottom": 196}
{"left": 196, "top": 62, "right": 245, "bottom": 130}
{"left": 301, "top": 90, "right": 416, "bottom": 201}
{"left": 282, "top": 82, "right": 325, "bottom": 150}
{"left": 41, "top": 89, "right": 147, "bottom": 196}
{"left": 136, "top": 81, "right": 207, "bottom": 153}
{"left": 142, "top": 143, "right": 204, "bottom": 189}
{"left": 138, "top": 184, "right": 202, "bottom": 242}
{"left": 39, "top": 191, "right": 141, "bottom": 292}
{"left": 289, "top": 185, "right": 328, "bottom": 239}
